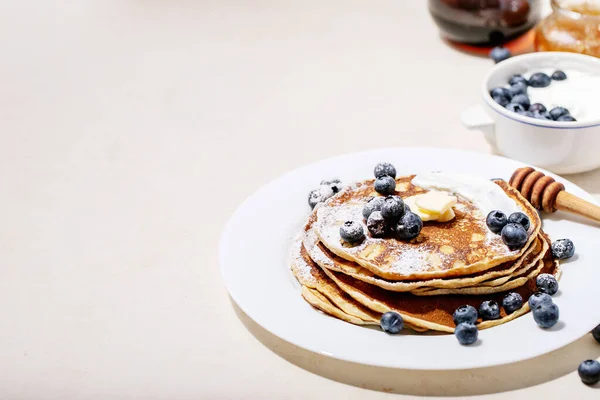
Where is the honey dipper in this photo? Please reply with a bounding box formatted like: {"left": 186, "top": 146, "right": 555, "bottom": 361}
{"left": 509, "top": 167, "right": 600, "bottom": 223}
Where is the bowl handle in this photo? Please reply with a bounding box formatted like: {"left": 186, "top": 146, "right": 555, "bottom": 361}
{"left": 461, "top": 104, "right": 496, "bottom": 147}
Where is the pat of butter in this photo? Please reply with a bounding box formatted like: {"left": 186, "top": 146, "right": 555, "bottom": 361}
{"left": 415, "top": 191, "right": 457, "bottom": 215}
{"left": 404, "top": 193, "right": 456, "bottom": 222}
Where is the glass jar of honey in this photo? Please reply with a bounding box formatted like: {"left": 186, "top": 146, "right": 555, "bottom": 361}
{"left": 535, "top": 0, "right": 600, "bottom": 57}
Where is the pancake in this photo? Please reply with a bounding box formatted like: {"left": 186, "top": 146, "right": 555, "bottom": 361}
{"left": 314, "top": 177, "right": 541, "bottom": 281}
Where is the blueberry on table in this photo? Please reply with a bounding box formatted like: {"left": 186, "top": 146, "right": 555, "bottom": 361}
{"left": 339, "top": 221, "right": 365, "bottom": 244}
{"left": 528, "top": 292, "right": 553, "bottom": 309}
{"left": 396, "top": 212, "right": 423, "bottom": 241}
{"left": 380, "top": 311, "right": 404, "bottom": 334}
{"left": 503, "top": 292, "right": 524, "bottom": 314}
{"left": 551, "top": 70, "right": 567, "bottom": 81}
{"left": 508, "top": 212, "right": 530, "bottom": 230}
{"left": 479, "top": 300, "right": 501, "bottom": 320}
{"left": 493, "top": 95, "right": 510, "bottom": 107}
{"left": 501, "top": 223, "right": 528, "bottom": 248}
{"left": 453, "top": 305, "right": 478, "bottom": 325}
{"left": 536, "top": 273, "right": 559, "bottom": 296}
{"left": 490, "top": 87, "right": 512, "bottom": 99}
{"left": 557, "top": 115, "right": 576, "bottom": 121}
{"left": 367, "top": 211, "right": 387, "bottom": 237}
{"left": 363, "top": 196, "right": 386, "bottom": 220}
{"left": 529, "top": 103, "right": 547, "bottom": 113}
{"left": 511, "top": 94, "right": 530, "bottom": 110}
{"left": 506, "top": 103, "right": 526, "bottom": 113}
{"left": 455, "top": 323, "right": 478, "bottom": 345}
{"left": 509, "top": 74, "right": 528, "bottom": 86}
{"left": 578, "top": 360, "right": 600, "bottom": 385}
{"left": 592, "top": 324, "right": 600, "bottom": 343}
{"left": 508, "top": 82, "right": 528, "bottom": 97}
{"left": 374, "top": 162, "right": 397, "bottom": 179}
{"left": 490, "top": 46, "right": 511, "bottom": 63}
{"left": 486, "top": 210, "right": 508, "bottom": 233}
{"left": 381, "top": 196, "right": 405, "bottom": 220}
{"left": 374, "top": 175, "right": 396, "bottom": 195}
{"left": 549, "top": 107, "right": 570, "bottom": 120}
{"left": 533, "top": 302, "right": 559, "bottom": 328}
{"left": 528, "top": 72, "right": 552, "bottom": 88}
{"left": 551, "top": 239, "right": 575, "bottom": 260}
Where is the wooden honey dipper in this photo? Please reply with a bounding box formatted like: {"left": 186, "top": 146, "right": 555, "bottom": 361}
{"left": 509, "top": 167, "right": 600, "bottom": 223}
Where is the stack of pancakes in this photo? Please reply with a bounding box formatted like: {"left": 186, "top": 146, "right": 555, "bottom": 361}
{"left": 290, "top": 176, "right": 560, "bottom": 333}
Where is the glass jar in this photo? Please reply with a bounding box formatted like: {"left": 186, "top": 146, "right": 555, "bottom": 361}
{"left": 535, "top": 0, "right": 600, "bottom": 57}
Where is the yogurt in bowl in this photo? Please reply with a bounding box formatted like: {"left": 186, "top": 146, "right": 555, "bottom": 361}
{"left": 462, "top": 52, "right": 600, "bottom": 174}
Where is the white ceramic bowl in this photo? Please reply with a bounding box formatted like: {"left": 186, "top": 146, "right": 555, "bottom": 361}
{"left": 462, "top": 52, "right": 600, "bottom": 175}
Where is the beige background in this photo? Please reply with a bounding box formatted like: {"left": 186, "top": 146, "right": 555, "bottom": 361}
{"left": 1, "top": 0, "right": 599, "bottom": 399}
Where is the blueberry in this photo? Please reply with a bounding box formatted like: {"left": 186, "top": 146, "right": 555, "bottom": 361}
{"left": 533, "top": 302, "right": 559, "bottom": 328}
{"left": 308, "top": 185, "right": 334, "bottom": 209}
{"left": 380, "top": 311, "right": 404, "bottom": 333}
{"left": 479, "top": 300, "right": 500, "bottom": 320}
{"left": 592, "top": 324, "right": 600, "bottom": 343}
{"left": 557, "top": 115, "right": 576, "bottom": 121}
{"left": 320, "top": 178, "right": 343, "bottom": 194}
{"left": 551, "top": 70, "right": 567, "bottom": 81}
{"left": 381, "top": 196, "right": 405, "bottom": 220}
{"left": 528, "top": 72, "right": 552, "bottom": 88}
{"left": 503, "top": 292, "right": 524, "bottom": 314}
{"left": 490, "top": 46, "right": 511, "bottom": 63}
{"left": 493, "top": 95, "right": 510, "bottom": 107}
{"left": 367, "top": 211, "right": 387, "bottom": 238}
{"left": 549, "top": 107, "right": 570, "bottom": 120}
{"left": 517, "top": 110, "right": 534, "bottom": 118}
{"left": 528, "top": 292, "right": 553, "bottom": 309}
{"left": 578, "top": 360, "right": 600, "bottom": 385}
{"left": 490, "top": 87, "right": 512, "bottom": 99}
{"left": 532, "top": 111, "right": 552, "bottom": 120}
{"left": 505, "top": 103, "right": 526, "bottom": 113}
{"left": 374, "top": 176, "right": 396, "bottom": 195}
{"left": 529, "top": 103, "right": 547, "bottom": 113}
{"left": 374, "top": 162, "right": 397, "bottom": 179}
{"left": 486, "top": 210, "right": 508, "bottom": 234}
{"left": 536, "top": 273, "right": 559, "bottom": 296}
{"left": 501, "top": 223, "right": 528, "bottom": 249}
{"left": 507, "top": 212, "right": 530, "bottom": 230}
{"left": 339, "top": 221, "right": 365, "bottom": 244}
{"left": 454, "top": 322, "right": 478, "bottom": 345}
{"left": 509, "top": 74, "right": 528, "bottom": 86}
{"left": 453, "top": 305, "right": 478, "bottom": 325}
{"left": 551, "top": 238, "right": 575, "bottom": 260}
{"left": 511, "top": 94, "right": 530, "bottom": 110}
{"left": 508, "top": 82, "right": 528, "bottom": 97}
{"left": 362, "top": 196, "right": 386, "bottom": 220}
{"left": 396, "top": 212, "right": 423, "bottom": 241}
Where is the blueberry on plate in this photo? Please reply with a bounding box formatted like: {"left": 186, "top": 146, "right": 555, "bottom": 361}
{"left": 453, "top": 305, "right": 478, "bottom": 325}
{"left": 533, "top": 302, "right": 559, "bottom": 328}
{"left": 549, "top": 107, "right": 570, "bottom": 120}
{"left": 529, "top": 103, "right": 547, "bottom": 113}
{"left": 455, "top": 322, "right": 478, "bottom": 345}
{"left": 374, "top": 175, "right": 396, "bottom": 195}
{"left": 528, "top": 72, "right": 552, "bottom": 88}
{"left": 505, "top": 103, "right": 526, "bottom": 113}
{"left": 551, "top": 70, "right": 567, "bottom": 81}
{"left": 490, "top": 46, "right": 511, "bottom": 63}
{"left": 308, "top": 186, "right": 333, "bottom": 209}
{"left": 578, "top": 360, "right": 600, "bottom": 385}
{"left": 508, "top": 74, "right": 528, "bottom": 86}
{"left": 320, "top": 178, "right": 343, "bottom": 194}
{"left": 396, "top": 212, "right": 423, "bottom": 241}
{"left": 479, "top": 300, "right": 501, "bottom": 320}
{"left": 528, "top": 292, "right": 553, "bottom": 309}
{"left": 508, "top": 82, "right": 528, "bottom": 97}
{"left": 339, "top": 221, "right": 365, "bottom": 244}
{"left": 517, "top": 110, "right": 534, "bottom": 118}
{"left": 536, "top": 273, "right": 559, "bottom": 295}
{"left": 493, "top": 95, "right": 510, "bottom": 107}
{"left": 503, "top": 292, "right": 523, "bottom": 314}
{"left": 490, "top": 87, "right": 512, "bottom": 99}
{"left": 501, "top": 223, "right": 528, "bottom": 249}
{"left": 374, "top": 162, "right": 397, "bottom": 179}
{"left": 366, "top": 211, "right": 387, "bottom": 237}
{"left": 381, "top": 196, "right": 405, "bottom": 220}
{"left": 486, "top": 210, "right": 507, "bottom": 234}
{"left": 511, "top": 94, "right": 530, "bottom": 110}
{"left": 508, "top": 212, "right": 530, "bottom": 230}
{"left": 363, "top": 196, "right": 386, "bottom": 220}
{"left": 557, "top": 115, "right": 576, "bottom": 121}
{"left": 551, "top": 238, "right": 575, "bottom": 260}
{"left": 592, "top": 324, "right": 600, "bottom": 343}
{"left": 532, "top": 111, "right": 552, "bottom": 120}
{"left": 380, "top": 311, "right": 404, "bottom": 334}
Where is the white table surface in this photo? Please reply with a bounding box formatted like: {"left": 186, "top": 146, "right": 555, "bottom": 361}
{"left": 1, "top": 1, "right": 599, "bottom": 399}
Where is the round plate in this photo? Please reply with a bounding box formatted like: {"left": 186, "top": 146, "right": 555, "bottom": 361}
{"left": 219, "top": 148, "right": 600, "bottom": 370}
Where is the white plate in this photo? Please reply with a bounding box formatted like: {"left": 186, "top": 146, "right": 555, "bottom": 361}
{"left": 219, "top": 148, "right": 600, "bottom": 370}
